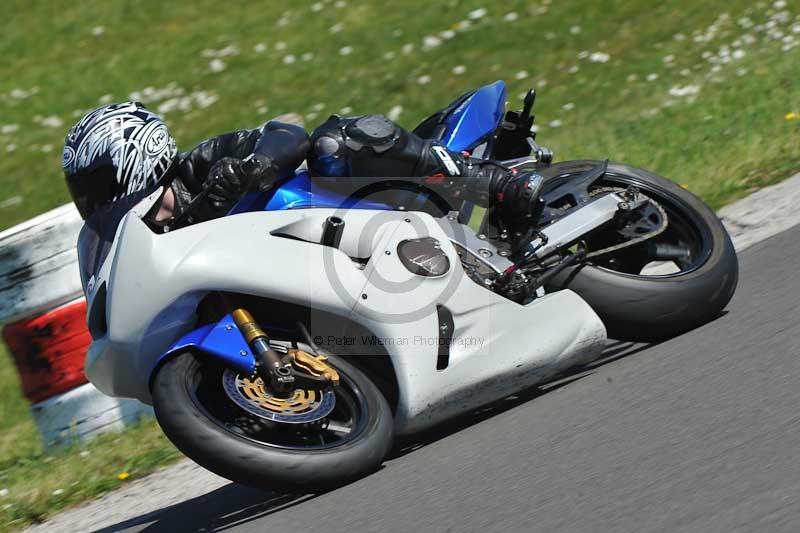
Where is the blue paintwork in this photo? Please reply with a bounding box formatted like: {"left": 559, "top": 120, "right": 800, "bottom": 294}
{"left": 440, "top": 80, "right": 507, "bottom": 152}
{"left": 229, "top": 171, "right": 396, "bottom": 215}
{"left": 152, "top": 314, "right": 256, "bottom": 378}
{"left": 266, "top": 171, "right": 397, "bottom": 211}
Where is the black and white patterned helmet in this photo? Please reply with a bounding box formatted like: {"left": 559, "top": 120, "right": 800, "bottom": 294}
{"left": 63, "top": 101, "right": 177, "bottom": 219}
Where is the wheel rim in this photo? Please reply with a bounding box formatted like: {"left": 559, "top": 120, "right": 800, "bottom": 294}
{"left": 542, "top": 169, "right": 715, "bottom": 278}
{"left": 185, "top": 360, "right": 370, "bottom": 451}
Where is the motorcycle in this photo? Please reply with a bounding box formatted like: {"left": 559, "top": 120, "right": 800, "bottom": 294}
{"left": 79, "top": 81, "right": 738, "bottom": 491}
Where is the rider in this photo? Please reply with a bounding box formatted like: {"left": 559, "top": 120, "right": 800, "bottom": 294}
{"left": 62, "top": 101, "right": 543, "bottom": 229}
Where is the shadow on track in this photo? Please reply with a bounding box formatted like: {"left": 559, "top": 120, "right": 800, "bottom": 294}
{"left": 94, "top": 485, "right": 314, "bottom": 533}
{"left": 96, "top": 340, "right": 650, "bottom": 533}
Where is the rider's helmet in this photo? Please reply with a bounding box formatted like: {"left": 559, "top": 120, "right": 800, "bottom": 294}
{"left": 63, "top": 102, "right": 177, "bottom": 219}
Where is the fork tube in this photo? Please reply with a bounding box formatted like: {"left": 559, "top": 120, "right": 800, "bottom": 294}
{"left": 231, "top": 308, "right": 294, "bottom": 392}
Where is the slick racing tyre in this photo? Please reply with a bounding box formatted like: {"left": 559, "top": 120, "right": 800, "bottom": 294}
{"left": 152, "top": 351, "right": 393, "bottom": 492}
{"left": 539, "top": 160, "right": 738, "bottom": 342}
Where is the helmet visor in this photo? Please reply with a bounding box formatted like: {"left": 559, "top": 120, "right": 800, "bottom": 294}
{"left": 66, "top": 164, "right": 118, "bottom": 220}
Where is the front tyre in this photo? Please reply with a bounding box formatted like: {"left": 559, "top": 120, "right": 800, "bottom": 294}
{"left": 151, "top": 351, "right": 393, "bottom": 492}
{"left": 540, "top": 160, "right": 738, "bottom": 342}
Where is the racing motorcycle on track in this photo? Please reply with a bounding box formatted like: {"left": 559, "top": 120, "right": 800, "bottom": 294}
{"left": 80, "top": 81, "right": 738, "bottom": 491}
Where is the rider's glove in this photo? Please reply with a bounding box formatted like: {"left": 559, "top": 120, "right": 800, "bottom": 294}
{"left": 207, "top": 157, "right": 250, "bottom": 213}
{"left": 240, "top": 153, "right": 279, "bottom": 192}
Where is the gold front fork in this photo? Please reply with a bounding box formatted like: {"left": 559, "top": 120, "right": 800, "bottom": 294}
{"left": 231, "top": 308, "right": 268, "bottom": 344}
{"left": 231, "top": 307, "right": 339, "bottom": 387}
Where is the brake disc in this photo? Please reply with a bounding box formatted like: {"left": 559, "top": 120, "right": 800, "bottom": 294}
{"left": 222, "top": 369, "right": 336, "bottom": 424}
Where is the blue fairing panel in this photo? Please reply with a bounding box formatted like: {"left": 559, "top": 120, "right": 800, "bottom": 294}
{"left": 441, "top": 80, "right": 507, "bottom": 152}
{"left": 152, "top": 314, "right": 256, "bottom": 379}
{"left": 228, "top": 171, "right": 396, "bottom": 214}
{"left": 266, "top": 172, "right": 397, "bottom": 211}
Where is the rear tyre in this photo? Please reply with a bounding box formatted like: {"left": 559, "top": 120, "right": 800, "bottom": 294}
{"left": 152, "top": 351, "right": 393, "bottom": 492}
{"left": 540, "top": 160, "right": 738, "bottom": 342}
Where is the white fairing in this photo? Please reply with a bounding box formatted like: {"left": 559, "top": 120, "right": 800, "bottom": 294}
{"left": 85, "top": 206, "right": 606, "bottom": 435}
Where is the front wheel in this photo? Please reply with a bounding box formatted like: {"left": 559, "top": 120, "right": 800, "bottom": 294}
{"left": 538, "top": 160, "right": 738, "bottom": 342}
{"left": 151, "top": 351, "right": 393, "bottom": 492}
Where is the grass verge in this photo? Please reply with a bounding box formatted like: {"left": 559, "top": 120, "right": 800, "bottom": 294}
{"left": 0, "top": 342, "right": 181, "bottom": 532}
{"left": 1, "top": 0, "right": 799, "bottom": 229}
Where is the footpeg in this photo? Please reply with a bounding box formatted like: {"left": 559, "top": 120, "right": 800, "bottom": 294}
{"left": 535, "top": 146, "right": 553, "bottom": 165}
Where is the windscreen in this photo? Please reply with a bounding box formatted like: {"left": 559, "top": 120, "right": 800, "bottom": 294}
{"left": 77, "top": 187, "right": 160, "bottom": 291}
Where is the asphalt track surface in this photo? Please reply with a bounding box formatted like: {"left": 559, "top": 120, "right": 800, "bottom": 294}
{"left": 96, "top": 228, "right": 799, "bottom": 533}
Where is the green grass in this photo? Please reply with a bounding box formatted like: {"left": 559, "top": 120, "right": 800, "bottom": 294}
{"left": 0, "top": 343, "right": 182, "bottom": 532}
{"left": 0, "top": 0, "right": 799, "bottom": 529}
{"left": 1, "top": 0, "right": 799, "bottom": 230}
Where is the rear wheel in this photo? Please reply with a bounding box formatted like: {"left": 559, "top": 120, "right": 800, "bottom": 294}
{"left": 151, "top": 351, "right": 393, "bottom": 492}
{"left": 538, "top": 160, "right": 738, "bottom": 342}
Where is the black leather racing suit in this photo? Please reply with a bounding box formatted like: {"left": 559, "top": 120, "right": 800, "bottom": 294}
{"left": 168, "top": 115, "right": 542, "bottom": 227}
{"left": 170, "top": 121, "right": 310, "bottom": 224}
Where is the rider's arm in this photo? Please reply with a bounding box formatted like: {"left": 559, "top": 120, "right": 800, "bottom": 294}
{"left": 247, "top": 121, "right": 310, "bottom": 181}
{"left": 168, "top": 122, "right": 310, "bottom": 224}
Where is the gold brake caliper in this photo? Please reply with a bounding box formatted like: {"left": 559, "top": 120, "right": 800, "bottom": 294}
{"left": 289, "top": 348, "right": 340, "bottom": 386}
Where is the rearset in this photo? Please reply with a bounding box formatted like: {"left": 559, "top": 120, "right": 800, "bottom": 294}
{"left": 495, "top": 87, "right": 554, "bottom": 164}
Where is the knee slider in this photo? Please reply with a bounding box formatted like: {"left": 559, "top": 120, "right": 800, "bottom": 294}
{"left": 343, "top": 115, "right": 401, "bottom": 153}
{"left": 309, "top": 116, "right": 349, "bottom": 177}
{"left": 309, "top": 114, "right": 425, "bottom": 178}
